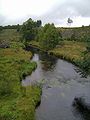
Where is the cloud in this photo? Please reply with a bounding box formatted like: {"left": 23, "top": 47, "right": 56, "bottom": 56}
{"left": 62, "top": 0, "right": 90, "bottom": 17}
{"left": 38, "top": 0, "right": 90, "bottom": 26}
{"left": 0, "top": 15, "right": 6, "bottom": 25}
{"left": 0, "top": 0, "right": 90, "bottom": 26}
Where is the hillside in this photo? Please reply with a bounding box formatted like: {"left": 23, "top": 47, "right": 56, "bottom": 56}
{"left": 57, "top": 26, "right": 90, "bottom": 41}
{"left": 0, "top": 29, "right": 21, "bottom": 48}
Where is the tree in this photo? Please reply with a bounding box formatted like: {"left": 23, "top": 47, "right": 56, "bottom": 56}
{"left": 17, "top": 24, "right": 20, "bottom": 32}
{"left": 67, "top": 18, "right": 73, "bottom": 26}
{"left": 39, "top": 23, "right": 61, "bottom": 50}
{"left": 0, "top": 26, "right": 3, "bottom": 32}
{"left": 36, "top": 20, "right": 42, "bottom": 27}
{"left": 21, "top": 18, "right": 42, "bottom": 41}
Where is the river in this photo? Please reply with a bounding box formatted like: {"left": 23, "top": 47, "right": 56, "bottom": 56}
{"left": 22, "top": 47, "right": 90, "bottom": 120}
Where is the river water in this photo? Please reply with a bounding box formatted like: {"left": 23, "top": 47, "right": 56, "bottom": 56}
{"left": 22, "top": 48, "right": 90, "bottom": 120}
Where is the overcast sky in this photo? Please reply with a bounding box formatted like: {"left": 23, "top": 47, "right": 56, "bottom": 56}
{"left": 0, "top": 0, "right": 90, "bottom": 27}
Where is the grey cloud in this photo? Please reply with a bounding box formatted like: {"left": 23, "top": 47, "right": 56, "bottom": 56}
{"left": 37, "top": 0, "right": 90, "bottom": 26}
{"left": 0, "top": 0, "right": 90, "bottom": 26}
{"left": 64, "top": 0, "right": 90, "bottom": 17}
{"left": 47, "top": 0, "right": 90, "bottom": 17}
{"left": 0, "top": 15, "right": 6, "bottom": 25}
{"left": 0, "top": 15, "right": 38, "bottom": 26}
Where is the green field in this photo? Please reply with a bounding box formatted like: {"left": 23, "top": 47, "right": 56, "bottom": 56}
{"left": 0, "top": 29, "right": 21, "bottom": 42}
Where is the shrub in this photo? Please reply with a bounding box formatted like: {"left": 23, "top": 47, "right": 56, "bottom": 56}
{"left": 81, "top": 54, "right": 90, "bottom": 73}
{"left": 39, "top": 23, "right": 61, "bottom": 50}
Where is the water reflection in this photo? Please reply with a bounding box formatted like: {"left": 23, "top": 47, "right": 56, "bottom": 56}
{"left": 74, "top": 68, "right": 90, "bottom": 78}
{"left": 72, "top": 97, "right": 90, "bottom": 120}
{"left": 39, "top": 51, "right": 57, "bottom": 71}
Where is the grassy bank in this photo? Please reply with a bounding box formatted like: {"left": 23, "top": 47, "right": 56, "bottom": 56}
{"left": 0, "top": 46, "right": 41, "bottom": 120}
{"left": 49, "top": 41, "right": 86, "bottom": 63}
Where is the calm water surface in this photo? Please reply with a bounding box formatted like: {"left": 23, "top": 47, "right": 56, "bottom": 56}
{"left": 22, "top": 48, "right": 90, "bottom": 120}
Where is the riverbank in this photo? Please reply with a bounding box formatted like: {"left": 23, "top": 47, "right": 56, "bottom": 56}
{"left": 0, "top": 44, "right": 42, "bottom": 120}
{"left": 49, "top": 41, "right": 86, "bottom": 64}
{"left": 28, "top": 41, "right": 90, "bottom": 74}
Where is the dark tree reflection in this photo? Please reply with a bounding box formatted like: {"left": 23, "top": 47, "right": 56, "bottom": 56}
{"left": 72, "top": 97, "right": 90, "bottom": 120}
{"left": 39, "top": 51, "right": 57, "bottom": 71}
{"left": 74, "top": 67, "right": 89, "bottom": 78}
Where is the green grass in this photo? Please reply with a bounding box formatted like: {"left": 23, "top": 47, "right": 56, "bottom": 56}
{"left": 0, "top": 29, "right": 21, "bottom": 42}
{"left": 29, "top": 41, "right": 40, "bottom": 48}
{"left": 0, "top": 85, "right": 41, "bottom": 120}
{"left": 0, "top": 46, "right": 41, "bottom": 120}
{"left": 50, "top": 41, "right": 87, "bottom": 62}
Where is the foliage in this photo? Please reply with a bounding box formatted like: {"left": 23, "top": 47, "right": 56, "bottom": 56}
{"left": 16, "top": 24, "right": 20, "bottom": 32}
{"left": 39, "top": 23, "right": 61, "bottom": 50}
{"left": 10, "top": 42, "right": 25, "bottom": 49}
{"left": 80, "top": 53, "right": 90, "bottom": 73}
{"left": 86, "top": 42, "right": 90, "bottom": 52}
{"left": 3, "top": 24, "right": 21, "bottom": 30}
{"left": 0, "top": 26, "right": 3, "bottom": 32}
{"left": 21, "top": 18, "right": 42, "bottom": 41}
{"left": 36, "top": 20, "right": 42, "bottom": 27}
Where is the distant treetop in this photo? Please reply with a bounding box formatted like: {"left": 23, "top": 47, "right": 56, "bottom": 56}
{"left": 67, "top": 18, "right": 73, "bottom": 24}
{"left": 67, "top": 18, "right": 73, "bottom": 26}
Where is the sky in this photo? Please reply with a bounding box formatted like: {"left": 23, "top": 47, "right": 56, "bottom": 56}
{"left": 0, "top": 0, "right": 90, "bottom": 27}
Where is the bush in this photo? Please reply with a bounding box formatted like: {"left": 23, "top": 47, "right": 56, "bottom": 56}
{"left": 39, "top": 23, "right": 61, "bottom": 50}
{"left": 0, "top": 26, "right": 3, "bottom": 32}
{"left": 81, "top": 54, "right": 90, "bottom": 73}
{"left": 20, "top": 18, "right": 42, "bottom": 42}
